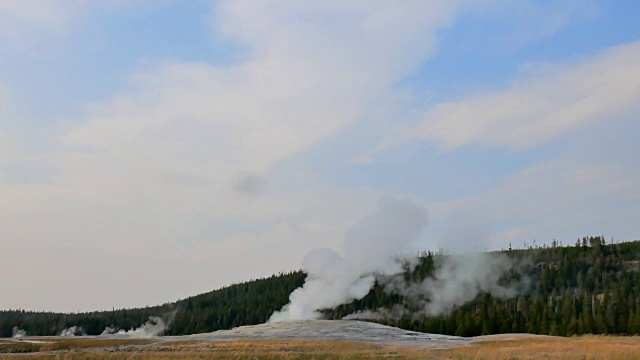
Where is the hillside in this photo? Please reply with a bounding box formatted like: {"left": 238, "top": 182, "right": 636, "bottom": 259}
{"left": 1, "top": 272, "right": 305, "bottom": 338}
{"left": 2, "top": 236, "right": 640, "bottom": 337}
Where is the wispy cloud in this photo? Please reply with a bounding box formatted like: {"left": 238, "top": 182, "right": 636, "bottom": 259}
{"left": 0, "top": 1, "right": 471, "bottom": 311}
{"left": 0, "top": 0, "right": 77, "bottom": 48}
{"left": 1, "top": 1, "right": 638, "bottom": 313}
{"left": 428, "top": 155, "right": 640, "bottom": 250}
{"left": 365, "top": 39, "right": 640, "bottom": 158}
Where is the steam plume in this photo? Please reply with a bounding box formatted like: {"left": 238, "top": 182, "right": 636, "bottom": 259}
{"left": 58, "top": 326, "right": 86, "bottom": 337}
{"left": 12, "top": 327, "right": 26, "bottom": 338}
{"left": 346, "top": 252, "right": 524, "bottom": 320}
{"left": 414, "top": 252, "right": 519, "bottom": 315}
{"left": 269, "top": 196, "right": 428, "bottom": 321}
{"left": 343, "top": 304, "right": 410, "bottom": 321}
{"left": 101, "top": 309, "right": 177, "bottom": 337}
{"left": 270, "top": 196, "right": 525, "bottom": 322}
{"left": 101, "top": 326, "right": 117, "bottom": 335}
{"left": 116, "top": 316, "right": 166, "bottom": 337}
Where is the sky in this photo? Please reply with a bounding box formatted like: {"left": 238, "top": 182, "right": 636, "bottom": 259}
{"left": 1, "top": 0, "right": 639, "bottom": 313}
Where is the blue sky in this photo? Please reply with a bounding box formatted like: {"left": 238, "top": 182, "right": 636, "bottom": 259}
{"left": 1, "top": 1, "right": 639, "bottom": 312}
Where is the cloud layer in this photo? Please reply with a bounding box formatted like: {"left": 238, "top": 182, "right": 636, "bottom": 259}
{"left": 0, "top": 1, "right": 466, "bottom": 311}
{"left": 0, "top": 1, "right": 638, "bottom": 312}
{"left": 413, "top": 40, "right": 640, "bottom": 150}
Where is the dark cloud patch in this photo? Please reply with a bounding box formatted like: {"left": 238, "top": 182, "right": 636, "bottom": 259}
{"left": 234, "top": 173, "right": 265, "bottom": 196}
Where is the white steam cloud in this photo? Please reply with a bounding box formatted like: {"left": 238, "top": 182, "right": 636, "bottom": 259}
{"left": 101, "top": 312, "right": 176, "bottom": 337}
{"left": 343, "top": 304, "right": 409, "bottom": 321}
{"left": 116, "top": 316, "right": 166, "bottom": 337}
{"left": 58, "top": 326, "right": 86, "bottom": 337}
{"left": 11, "top": 326, "right": 26, "bottom": 338}
{"left": 415, "top": 252, "right": 519, "bottom": 315}
{"left": 100, "top": 326, "right": 117, "bottom": 335}
{"left": 269, "top": 196, "right": 428, "bottom": 322}
{"left": 270, "top": 196, "right": 525, "bottom": 322}
{"left": 347, "top": 252, "right": 524, "bottom": 320}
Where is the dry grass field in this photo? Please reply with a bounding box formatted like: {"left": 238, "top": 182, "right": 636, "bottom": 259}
{"left": 1, "top": 335, "right": 640, "bottom": 359}
{"left": 433, "top": 335, "right": 640, "bottom": 359}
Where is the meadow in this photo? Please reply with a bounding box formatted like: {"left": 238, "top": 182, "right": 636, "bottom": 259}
{"left": 2, "top": 335, "right": 640, "bottom": 359}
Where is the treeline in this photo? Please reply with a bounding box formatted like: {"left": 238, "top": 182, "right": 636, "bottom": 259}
{"left": 329, "top": 236, "right": 640, "bottom": 336}
{"left": 1, "top": 272, "right": 305, "bottom": 337}
{"left": 2, "top": 237, "right": 639, "bottom": 337}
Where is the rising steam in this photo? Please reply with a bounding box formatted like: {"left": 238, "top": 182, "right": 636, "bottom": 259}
{"left": 269, "top": 196, "right": 428, "bottom": 321}
{"left": 411, "top": 252, "right": 520, "bottom": 316}
{"left": 101, "top": 311, "right": 177, "bottom": 337}
{"left": 346, "top": 252, "right": 525, "bottom": 320}
{"left": 12, "top": 327, "right": 26, "bottom": 338}
{"left": 116, "top": 316, "right": 166, "bottom": 337}
{"left": 101, "top": 326, "right": 117, "bottom": 335}
{"left": 59, "top": 326, "right": 86, "bottom": 337}
{"left": 270, "top": 196, "right": 525, "bottom": 322}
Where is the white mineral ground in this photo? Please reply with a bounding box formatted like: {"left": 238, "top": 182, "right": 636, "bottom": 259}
{"left": 1, "top": 339, "right": 53, "bottom": 344}
{"left": 2, "top": 320, "right": 557, "bottom": 350}
{"left": 190, "top": 320, "right": 459, "bottom": 340}
{"left": 163, "top": 320, "right": 477, "bottom": 349}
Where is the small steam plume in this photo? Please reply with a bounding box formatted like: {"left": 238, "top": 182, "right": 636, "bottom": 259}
{"left": 103, "top": 309, "right": 177, "bottom": 337}
{"left": 101, "top": 326, "right": 117, "bottom": 335}
{"left": 269, "top": 196, "right": 428, "bottom": 321}
{"left": 58, "top": 326, "right": 86, "bottom": 337}
{"left": 414, "top": 252, "right": 520, "bottom": 316}
{"left": 346, "top": 252, "right": 525, "bottom": 320}
{"left": 343, "top": 304, "right": 410, "bottom": 321}
{"left": 12, "top": 327, "right": 26, "bottom": 338}
{"left": 116, "top": 316, "right": 166, "bottom": 337}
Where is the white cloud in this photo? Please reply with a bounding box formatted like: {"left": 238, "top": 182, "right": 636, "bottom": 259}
{"left": 0, "top": 1, "right": 148, "bottom": 50}
{"left": 0, "top": 1, "right": 470, "bottom": 311}
{"left": 4, "top": 0, "right": 630, "bottom": 313}
{"left": 0, "top": 1, "right": 70, "bottom": 30}
{"left": 369, "top": 40, "right": 640, "bottom": 155}
{"left": 0, "top": 0, "right": 79, "bottom": 48}
{"left": 50, "top": 0, "right": 466, "bottom": 241}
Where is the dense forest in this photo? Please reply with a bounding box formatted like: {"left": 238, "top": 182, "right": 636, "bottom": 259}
{"left": 2, "top": 236, "right": 639, "bottom": 337}
{"left": 330, "top": 236, "right": 640, "bottom": 336}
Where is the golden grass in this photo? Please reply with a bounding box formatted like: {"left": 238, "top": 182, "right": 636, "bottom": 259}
{"left": 432, "top": 335, "right": 640, "bottom": 359}
{"left": 1, "top": 336, "right": 639, "bottom": 359}
{"left": 0, "top": 337, "right": 152, "bottom": 354}
{"left": 151, "top": 338, "right": 383, "bottom": 353}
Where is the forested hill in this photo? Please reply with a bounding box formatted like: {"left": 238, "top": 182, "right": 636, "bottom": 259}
{"left": 2, "top": 236, "right": 640, "bottom": 337}
{"left": 0, "top": 271, "right": 305, "bottom": 338}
